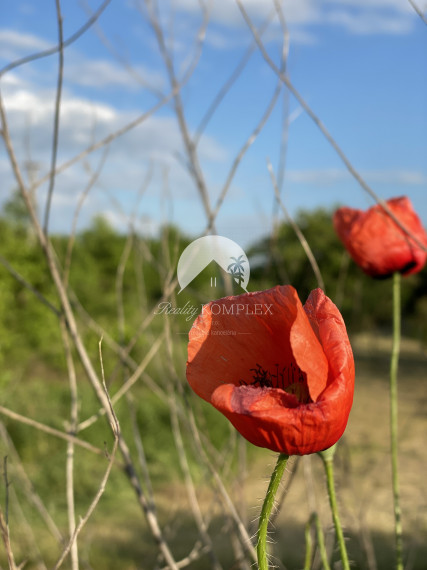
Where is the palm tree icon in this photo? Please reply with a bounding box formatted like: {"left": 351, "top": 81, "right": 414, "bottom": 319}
{"left": 227, "top": 255, "right": 246, "bottom": 286}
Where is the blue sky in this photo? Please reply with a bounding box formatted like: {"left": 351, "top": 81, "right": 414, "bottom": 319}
{"left": 1, "top": 0, "right": 426, "bottom": 247}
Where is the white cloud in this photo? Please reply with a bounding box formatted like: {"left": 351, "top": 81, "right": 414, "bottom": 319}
{"left": 102, "top": 208, "right": 162, "bottom": 236}
{"left": 286, "top": 169, "right": 348, "bottom": 184}
{"left": 173, "top": 0, "right": 416, "bottom": 39}
{"left": 0, "top": 71, "right": 228, "bottom": 234}
{"left": 64, "top": 58, "right": 165, "bottom": 91}
{"left": 325, "top": 8, "right": 413, "bottom": 35}
{"left": 365, "top": 170, "right": 427, "bottom": 185}
{"left": 0, "top": 28, "right": 165, "bottom": 93}
{"left": 0, "top": 29, "right": 51, "bottom": 62}
{"left": 326, "top": 0, "right": 412, "bottom": 12}
{"left": 286, "top": 168, "right": 427, "bottom": 186}
{"left": 174, "top": 0, "right": 321, "bottom": 28}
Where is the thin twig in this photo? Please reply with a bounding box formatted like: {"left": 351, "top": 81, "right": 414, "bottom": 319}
{"left": 272, "top": 0, "right": 290, "bottom": 195}
{"left": 43, "top": 0, "right": 64, "bottom": 236}
{"left": 6, "top": 482, "right": 48, "bottom": 570}
{"left": 164, "top": 320, "right": 223, "bottom": 570}
{"left": 51, "top": 342, "right": 119, "bottom": 570}
{"left": 31, "top": 83, "right": 187, "bottom": 192}
{"left": 0, "top": 406, "right": 105, "bottom": 457}
{"left": 127, "top": 397, "right": 156, "bottom": 510}
{"left": 3, "top": 457, "right": 10, "bottom": 526}
{"left": 267, "top": 158, "right": 325, "bottom": 290}
{"left": 63, "top": 148, "right": 110, "bottom": 288}
{"left": 80, "top": 0, "right": 164, "bottom": 97}
{"left": 61, "top": 320, "right": 79, "bottom": 570}
{"left": 177, "top": 0, "right": 210, "bottom": 90}
{"left": 145, "top": 0, "right": 216, "bottom": 233}
{"left": 236, "top": 0, "right": 427, "bottom": 253}
{"left": 186, "top": 404, "right": 257, "bottom": 564}
{"left": 194, "top": 9, "right": 275, "bottom": 145}
{"left": 77, "top": 331, "right": 166, "bottom": 431}
{"left": 0, "top": 507, "right": 18, "bottom": 570}
{"left": 0, "top": 254, "right": 61, "bottom": 317}
{"left": 210, "top": 75, "right": 283, "bottom": 232}
{"left": 0, "top": 460, "right": 18, "bottom": 570}
{"left": 0, "top": 0, "right": 112, "bottom": 78}
{"left": 0, "top": 92, "right": 180, "bottom": 569}
{"left": 0, "top": 423, "right": 63, "bottom": 544}
{"left": 407, "top": 0, "right": 427, "bottom": 25}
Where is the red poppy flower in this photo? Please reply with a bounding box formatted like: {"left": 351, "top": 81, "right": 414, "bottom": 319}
{"left": 186, "top": 286, "right": 354, "bottom": 456}
{"left": 333, "top": 196, "right": 427, "bottom": 278}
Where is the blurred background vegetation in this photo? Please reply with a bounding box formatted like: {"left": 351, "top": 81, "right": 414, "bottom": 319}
{"left": 1, "top": 191, "right": 427, "bottom": 569}
{"left": 1, "top": 191, "right": 426, "bottom": 375}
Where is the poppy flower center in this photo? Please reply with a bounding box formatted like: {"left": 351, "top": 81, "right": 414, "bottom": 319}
{"left": 240, "top": 363, "right": 311, "bottom": 404}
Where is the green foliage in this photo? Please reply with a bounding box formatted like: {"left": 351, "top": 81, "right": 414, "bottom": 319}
{"left": 247, "top": 207, "right": 427, "bottom": 338}
{"left": 1, "top": 202, "right": 426, "bottom": 377}
{"left": 0, "top": 217, "right": 61, "bottom": 368}
{"left": 1, "top": 200, "right": 426, "bottom": 569}
{"left": 1, "top": 201, "right": 425, "bottom": 371}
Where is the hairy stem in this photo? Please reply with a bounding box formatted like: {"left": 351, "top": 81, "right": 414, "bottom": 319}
{"left": 390, "top": 271, "right": 403, "bottom": 570}
{"left": 320, "top": 450, "right": 350, "bottom": 570}
{"left": 257, "top": 453, "right": 289, "bottom": 570}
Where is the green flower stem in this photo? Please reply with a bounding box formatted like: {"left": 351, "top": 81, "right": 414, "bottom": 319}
{"left": 314, "top": 512, "right": 331, "bottom": 570}
{"left": 320, "top": 450, "right": 350, "bottom": 570}
{"left": 303, "top": 517, "right": 313, "bottom": 570}
{"left": 304, "top": 513, "right": 331, "bottom": 570}
{"left": 257, "top": 453, "right": 289, "bottom": 570}
{"left": 391, "top": 271, "right": 403, "bottom": 570}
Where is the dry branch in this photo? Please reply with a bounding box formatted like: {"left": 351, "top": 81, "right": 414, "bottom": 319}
{"left": 236, "top": 0, "right": 427, "bottom": 253}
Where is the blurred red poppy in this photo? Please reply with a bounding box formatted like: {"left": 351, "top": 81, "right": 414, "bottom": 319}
{"left": 333, "top": 196, "right": 427, "bottom": 278}
{"left": 186, "top": 286, "right": 354, "bottom": 456}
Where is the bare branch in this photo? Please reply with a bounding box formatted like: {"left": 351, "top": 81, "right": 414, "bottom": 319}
{"left": 52, "top": 421, "right": 118, "bottom": 570}
{"left": 32, "top": 86, "right": 181, "bottom": 191}
{"left": 0, "top": 507, "right": 18, "bottom": 570}
{"left": 236, "top": 0, "right": 427, "bottom": 253}
{"left": 52, "top": 342, "right": 119, "bottom": 570}
{"left": 145, "top": 0, "right": 215, "bottom": 231}
{"left": 0, "top": 254, "right": 61, "bottom": 317}
{"left": 0, "top": 423, "right": 63, "bottom": 544}
{"left": 164, "top": 323, "right": 223, "bottom": 570}
{"left": 5, "top": 482, "right": 48, "bottom": 570}
{"left": 80, "top": 0, "right": 165, "bottom": 98}
{"left": 272, "top": 0, "right": 290, "bottom": 196}
{"left": 127, "top": 397, "right": 156, "bottom": 510}
{"left": 267, "top": 159, "right": 325, "bottom": 291}
{"left": 407, "top": 0, "right": 427, "bottom": 25}
{"left": 78, "top": 331, "right": 166, "bottom": 431}
{"left": 3, "top": 457, "right": 10, "bottom": 527}
{"left": 194, "top": 9, "right": 275, "bottom": 146}
{"left": 210, "top": 28, "right": 287, "bottom": 232}
{"left": 0, "top": 0, "right": 112, "bottom": 78}
{"left": 0, "top": 92, "right": 179, "bottom": 569}
{"left": 63, "top": 148, "right": 110, "bottom": 288}
{"left": 61, "top": 320, "right": 79, "bottom": 570}
{"left": 185, "top": 403, "right": 257, "bottom": 564}
{"left": 0, "top": 406, "right": 105, "bottom": 457}
{"left": 43, "top": 0, "right": 65, "bottom": 236}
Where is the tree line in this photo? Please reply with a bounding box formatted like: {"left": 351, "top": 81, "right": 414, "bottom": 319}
{"left": 1, "top": 193, "right": 426, "bottom": 374}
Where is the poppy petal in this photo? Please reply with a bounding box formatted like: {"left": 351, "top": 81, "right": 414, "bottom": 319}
{"left": 333, "top": 196, "right": 427, "bottom": 278}
{"left": 289, "top": 296, "right": 328, "bottom": 402}
{"left": 187, "top": 286, "right": 328, "bottom": 403}
{"left": 211, "top": 383, "right": 343, "bottom": 455}
{"left": 186, "top": 285, "right": 355, "bottom": 456}
{"left": 304, "top": 288, "right": 355, "bottom": 387}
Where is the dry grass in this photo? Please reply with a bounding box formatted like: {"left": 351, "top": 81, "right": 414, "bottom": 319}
{"left": 238, "top": 333, "right": 427, "bottom": 569}
{"left": 2, "top": 334, "right": 426, "bottom": 569}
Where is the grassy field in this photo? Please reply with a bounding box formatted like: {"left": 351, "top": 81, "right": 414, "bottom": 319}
{"left": 0, "top": 333, "right": 426, "bottom": 569}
